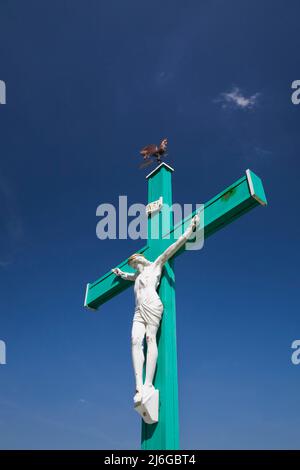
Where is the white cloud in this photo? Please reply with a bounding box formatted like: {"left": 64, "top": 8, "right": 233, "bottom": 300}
{"left": 216, "top": 87, "right": 260, "bottom": 110}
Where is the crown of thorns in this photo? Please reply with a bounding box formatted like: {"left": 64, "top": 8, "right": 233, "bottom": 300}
{"left": 128, "top": 253, "right": 145, "bottom": 265}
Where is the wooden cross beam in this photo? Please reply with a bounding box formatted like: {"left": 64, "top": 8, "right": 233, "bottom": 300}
{"left": 84, "top": 163, "right": 267, "bottom": 450}
{"left": 85, "top": 166, "right": 266, "bottom": 310}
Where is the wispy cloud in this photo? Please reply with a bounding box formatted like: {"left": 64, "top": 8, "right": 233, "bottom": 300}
{"left": 215, "top": 87, "right": 260, "bottom": 110}
{"left": 254, "top": 147, "right": 272, "bottom": 158}
{"left": 155, "top": 71, "right": 174, "bottom": 86}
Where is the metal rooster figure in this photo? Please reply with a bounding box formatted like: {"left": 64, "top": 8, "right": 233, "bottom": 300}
{"left": 139, "top": 138, "right": 168, "bottom": 168}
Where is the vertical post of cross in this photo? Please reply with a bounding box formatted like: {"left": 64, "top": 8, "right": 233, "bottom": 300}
{"left": 141, "top": 163, "right": 179, "bottom": 450}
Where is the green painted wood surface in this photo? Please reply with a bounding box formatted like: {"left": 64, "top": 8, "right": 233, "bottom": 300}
{"left": 141, "top": 164, "right": 179, "bottom": 450}
{"left": 247, "top": 169, "right": 267, "bottom": 205}
{"left": 84, "top": 169, "right": 267, "bottom": 310}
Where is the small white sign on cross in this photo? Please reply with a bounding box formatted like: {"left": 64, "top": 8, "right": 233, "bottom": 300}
{"left": 146, "top": 196, "right": 163, "bottom": 216}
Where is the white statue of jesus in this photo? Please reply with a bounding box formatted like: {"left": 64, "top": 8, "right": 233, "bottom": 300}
{"left": 112, "top": 214, "right": 200, "bottom": 407}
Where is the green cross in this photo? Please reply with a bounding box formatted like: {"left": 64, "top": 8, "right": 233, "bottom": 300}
{"left": 84, "top": 163, "right": 267, "bottom": 450}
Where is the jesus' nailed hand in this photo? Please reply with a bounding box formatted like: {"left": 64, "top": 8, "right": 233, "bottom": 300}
{"left": 111, "top": 214, "right": 200, "bottom": 407}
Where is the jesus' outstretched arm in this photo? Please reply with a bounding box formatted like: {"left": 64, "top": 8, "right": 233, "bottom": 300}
{"left": 112, "top": 268, "right": 137, "bottom": 281}
{"left": 154, "top": 214, "right": 200, "bottom": 268}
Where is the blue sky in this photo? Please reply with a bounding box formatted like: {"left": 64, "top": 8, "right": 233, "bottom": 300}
{"left": 0, "top": 0, "right": 299, "bottom": 449}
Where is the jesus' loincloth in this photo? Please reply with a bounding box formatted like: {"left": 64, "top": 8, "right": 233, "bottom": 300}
{"left": 133, "top": 297, "right": 163, "bottom": 327}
